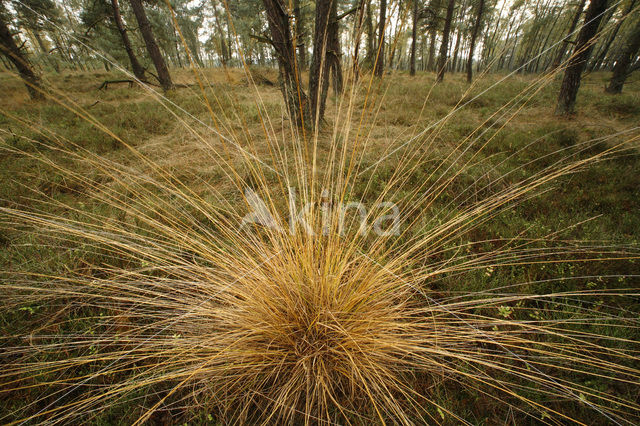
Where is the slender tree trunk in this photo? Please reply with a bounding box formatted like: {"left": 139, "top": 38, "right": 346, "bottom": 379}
{"left": 556, "top": 0, "right": 609, "bottom": 115}
{"left": 374, "top": 0, "right": 387, "bottom": 76}
{"left": 421, "top": 32, "right": 427, "bottom": 70}
{"left": 212, "top": 2, "right": 229, "bottom": 65}
{"left": 225, "top": 13, "right": 233, "bottom": 63}
{"left": 481, "top": 0, "right": 506, "bottom": 69}
{"left": 586, "top": 0, "right": 616, "bottom": 67}
{"left": 410, "top": 0, "right": 420, "bottom": 75}
{"left": 451, "top": 28, "right": 461, "bottom": 72}
{"left": 31, "top": 29, "right": 59, "bottom": 73}
{"left": 551, "top": 0, "right": 587, "bottom": 70}
{"left": 388, "top": 14, "right": 399, "bottom": 69}
{"left": 460, "top": 38, "right": 470, "bottom": 71}
{"left": 467, "top": 0, "right": 484, "bottom": 82}
{"left": 606, "top": 20, "right": 640, "bottom": 93}
{"left": 436, "top": 0, "right": 455, "bottom": 82}
{"left": 173, "top": 26, "right": 183, "bottom": 68}
{"left": 531, "top": 7, "right": 562, "bottom": 72}
{"left": 310, "top": 0, "right": 331, "bottom": 122}
{"left": 496, "top": 12, "right": 517, "bottom": 70}
{"left": 506, "top": 29, "right": 521, "bottom": 70}
{"left": 263, "top": 0, "right": 311, "bottom": 127}
{"left": 514, "top": 0, "right": 546, "bottom": 72}
{"left": 129, "top": 0, "right": 173, "bottom": 90}
{"left": 426, "top": 0, "right": 441, "bottom": 71}
{"left": 0, "top": 13, "right": 44, "bottom": 99}
{"left": 352, "top": 0, "right": 366, "bottom": 79}
{"left": 327, "top": 0, "right": 343, "bottom": 94}
{"left": 186, "top": 26, "right": 204, "bottom": 68}
{"left": 111, "top": 0, "right": 146, "bottom": 81}
{"left": 591, "top": 0, "right": 637, "bottom": 71}
{"left": 293, "top": 0, "right": 306, "bottom": 68}
{"left": 365, "top": 0, "right": 374, "bottom": 67}
{"left": 51, "top": 34, "right": 71, "bottom": 68}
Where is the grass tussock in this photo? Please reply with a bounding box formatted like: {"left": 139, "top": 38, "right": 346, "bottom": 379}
{"left": 0, "top": 65, "right": 640, "bottom": 425}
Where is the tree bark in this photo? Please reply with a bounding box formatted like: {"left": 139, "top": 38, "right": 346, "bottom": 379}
{"left": 111, "top": 0, "right": 146, "bottom": 81}
{"left": 410, "top": 0, "right": 420, "bottom": 75}
{"left": 365, "top": 0, "right": 375, "bottom": 67}
{"left": 293, "top": 0, "right": 306, "bottom": 68}
{"left": 556, "top": 0, "right": 609, "bottom": 115}
{"left": 327, "top": 0, "right": 343, "bottom": 95}
{"left": 374, "top": 0, "right": 387, "bottom": 76}
{"left": 129, "top": 0, "right": 173, "bottom": 90}
{"left": 262, "top": 0, "right": 311, "bottom": 127}
{"left": 551, "top": 0, "right": 587, "bottom": 70}
{"left": 436, "top": 0, "right": 455, "bottom": 82}
{"left": 606, "top": 19, "right": 640, "bottom": 94}
{"left": 466, "top": 0, "right": 484, "bottom": 82}
{"left": 0, "top": 13, "right": 44, "bottom": 99}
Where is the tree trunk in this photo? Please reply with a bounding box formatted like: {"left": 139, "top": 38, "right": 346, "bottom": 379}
{"left": 606, "top": 20, "right": 640, "bottom": 94}
{"left": 555, "top": 0, "right": 608, "bottom": 115}
{"left": 364, "top": 0, "right": 375, "bottom": 67}
{"left": 0, "top": 13, "right": 44, "bottom": 99}
{"left": 212, "top": 2, "right": 229, "bottom": 65}
{"left": 481, "top": 0, "right": 506, "bottom": 69}
{"left": 426, "top": 0, "right": 441, "bottom": 71}
{"left": 293, "top": 0, "right": 306, "bottom": 68}
{"left": 352, "top": 0, "right": 367, "bottom": 79}
{"left": 451, "top": 28, "right": 461, "bottom": 72}
{"left": 374, "top": 0, "right": 387, "bottom": 76}
{"left": 421, "top": 32, "right": 427, "bottom": 70}
{"left": 263, "top": 0, "right": 311, "bottom": 127}
{"left": 173, "top": 26, "right": 184, "bottom": 68}
{"left": 111, "top": 0, "right": 146, "bottom": 81}
{"left": 327, "top": 0, "right": 343, "bottom": 95}
{"left": 310, "top": 0, "right": 331, "bottom": 122}
{"left": 129, "top": 0, "right": 173, "bottom": 90}
{"left": 410, "top": 0, "right": 420, "bottom": 75}
{"left": 466, "top": 0, "right": 484, "bottom": 82}
{"left": 436, "top": 0, "right": 455, "bottom": 82}
{"left": 32, "top": 29, "right": 59, "bottom": 73}
{"left": 514, "top": 0, "right": 545, "bottom": 73}
{"left": 51, "top": 34, "right": 72, "bottom": 68}
{"left": 531, "top": 8, "right": 562, "bottom": 72}
{"left": 225, "top": 13, "right": 233, "bottom": 63}
{"left": 590, "top": 0, "right": 637, "bottom": 71}
{"left": 496, "top": 11, "right": 518, "bottom": 69}
{"left": 551, "top": 0, "right": 587, "bottom": 70}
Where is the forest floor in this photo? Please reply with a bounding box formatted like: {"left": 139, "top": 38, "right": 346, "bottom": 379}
{"left": 1, "top": 67, "right": 639, "bottom": 423}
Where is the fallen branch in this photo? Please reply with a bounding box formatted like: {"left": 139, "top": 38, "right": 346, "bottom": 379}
{"left": 98, "top": 79, "right": 138, "bottom": 90}
{"left": 97, "top": 79, "right": 159, "bottom": 90}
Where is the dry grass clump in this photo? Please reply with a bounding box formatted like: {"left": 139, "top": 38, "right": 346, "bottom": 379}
{"left": 1, "top": 36, "right": 640, "bottom": 425}
{"left": 3, "top": 173, "right": 640, "bottom": 425}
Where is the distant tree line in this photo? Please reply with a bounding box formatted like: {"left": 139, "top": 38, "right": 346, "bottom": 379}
{"left": 1, "top": 0, "right": 639, "bottom": 120}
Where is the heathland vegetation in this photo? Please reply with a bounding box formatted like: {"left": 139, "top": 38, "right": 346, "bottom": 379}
{"left": 1, "top": 0, "right": 640, "bottom": 424}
